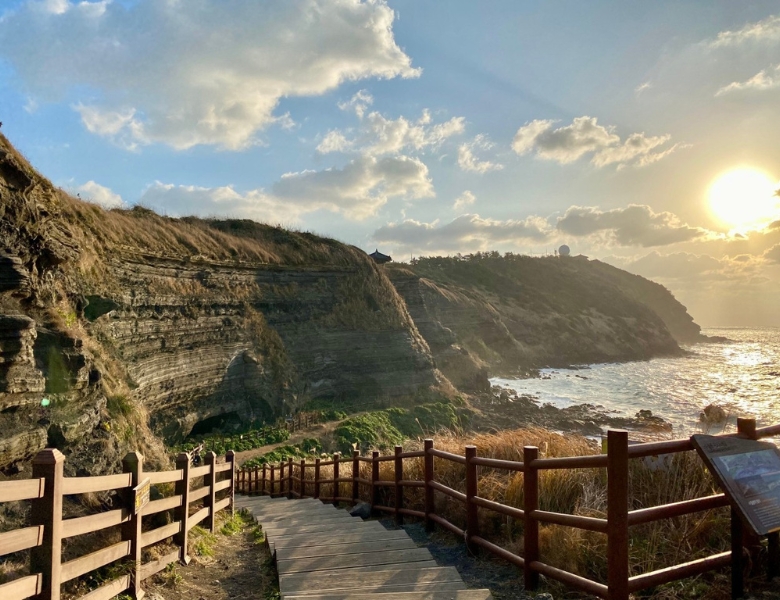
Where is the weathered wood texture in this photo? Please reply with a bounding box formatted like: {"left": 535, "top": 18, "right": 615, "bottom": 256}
{"left": 1, "top": 448, "right": 234, "bottom": 600}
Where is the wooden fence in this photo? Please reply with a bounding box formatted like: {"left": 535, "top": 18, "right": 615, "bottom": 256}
{"left": 237, "top": 418, "right": 780, "bottom": 600}
{"left": 0, "top": 449, "right": 235, "bottom": 600}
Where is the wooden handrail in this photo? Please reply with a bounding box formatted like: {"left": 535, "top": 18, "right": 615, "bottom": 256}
{"left": 0, "top": 478, "right": 46, "bottom": 502}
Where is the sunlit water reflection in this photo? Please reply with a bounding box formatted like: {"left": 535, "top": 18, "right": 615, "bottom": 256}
{"left": 491, "top": 328, "right": 780, "bottom": 438}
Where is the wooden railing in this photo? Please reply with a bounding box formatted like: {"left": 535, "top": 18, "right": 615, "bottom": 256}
{"left": 0, "top": 449, "right": 236, "bottom": 600}
{"left": 237, "top": 418, "right": 780, "bottom": 600}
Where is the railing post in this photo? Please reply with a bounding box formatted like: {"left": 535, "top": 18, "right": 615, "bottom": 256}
{"left": 287, "top": 457, "right": 293, "bottom": 499}
{"left": 424, "top": 439, "right": 435, "bottom": 532}
{"left": 607, "top": 429, "right": 629, "bottom": 600}
{"left": 204, "top": 451, "right": 217, "bottom": 533}
{"left": 352, "top": 450, "right": 360, "bottom": 504}
{"left": 371, "top": 451, "right": 380, "bottom": 511}
{"left": 279, "top": 460, "right": 285, "bottom": 497}
{"left": 174, "top": 452, "right": 191, "bottom": 564}
{"left": 121, "top": 452, "right": 144, "bottom": 600}
{"left": 737, "top": 417, "right": 757, "bottom": 440}
{"left": 395, "top": 445, "right": 404, "bottom": 526}
{"left": 260, "top": 465, "right": 265, "bottom": 495}
{"left": 314, "top": 458, "right": 321, "bottom": 499}
{"left": 300, "top": 459, "right": 306, "bottom": 498}
{"left": 465, "top": 445, "right": 479, "bottom": 555}
{"left": 225, "top": 451, "right": 236, "bottom": 516}
{"left": 31, "top": 449, "right": 65, "bottom": 600}
{"left": 270, "top": 465, "right": 275, "bottom": 497}
{"left": 333, "top": 453, "right": 341, "bottom": 504}
{"left": 523, "top": 446, "right": 539, "bottom": 591}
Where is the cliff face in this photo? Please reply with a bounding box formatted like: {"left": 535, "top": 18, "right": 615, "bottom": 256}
{"left": 387, "top": 253, "right": 695, "bottom": 378}
{"left": 0, "top": 134, "right": 439, "bottom": 472}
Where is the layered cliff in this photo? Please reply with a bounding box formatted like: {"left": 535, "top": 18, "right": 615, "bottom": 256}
{"left": 0, "top": 134, "right": 440, "bottom": 472}
{"left": 387, "top": 253, "right": 698, "bottom": 381}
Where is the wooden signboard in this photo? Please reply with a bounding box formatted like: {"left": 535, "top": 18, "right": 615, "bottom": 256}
{"left": 692, "top": 434, "right": 780, "bottom": 536}
{"left": 133, "top": 477, "right": 151, "bottom": 515}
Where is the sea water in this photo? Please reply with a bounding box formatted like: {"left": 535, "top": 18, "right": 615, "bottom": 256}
{"left": 491, "top": 328, "right": 780, "bottom": 438}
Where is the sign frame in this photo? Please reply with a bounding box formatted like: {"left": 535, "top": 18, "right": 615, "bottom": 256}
{"left": 133, "top": 477, "right": 151, "bottom": 515}
{"left": 691, "top": 434, "right": 780, "bottom": 536}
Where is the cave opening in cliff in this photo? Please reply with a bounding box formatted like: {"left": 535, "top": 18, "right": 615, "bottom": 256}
{"left": 188, "top": 411, "right": 243, "bottom": 438}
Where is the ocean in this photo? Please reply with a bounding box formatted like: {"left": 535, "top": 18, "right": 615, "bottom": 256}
{"left": 491, "top": 327, "right": 780, "bottom": 439}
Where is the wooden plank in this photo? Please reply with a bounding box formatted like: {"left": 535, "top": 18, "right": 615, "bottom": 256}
{"left": 264, "top": 521, "right": 376, "bottom": 538}
{"left": 283, "top": 591, "right": 492, "bottom": 600}
{"left": 271, "top": 528, "right": 408, "bottom": 551}
{"left": 76, "top": 575, "right": 130, "bottom": 600}
{"left": 189, "top": 486, "right": 210, "bottom": 503}
{"left": 280, "top": 566, "right": 464, "bottom": 596}
{"left": 254, "top": 505, "right": 339, "bottom": 518}
{"left": 60, "top": 541, "right": 131, "bottom": 582}
{"left": 0, "top": 478, "right": 45, "bottom": 502}
{"left": 142, "top": 494, "right": 182, "bottom": 516}
{"left": 189, "top": 465, "right": 211, "bottom": 478}
{"left": 141, "top": 522, "right": 181, "bottom": 548}
{"left": 262, "top": 514, "right": 355, "bottom": 526}
{"left": 62, "top": 509, "right": 130, "bottom": 539}
{"left": 0, "top": 574, "right": 42, "bottom": 600}
{"left": 248, "top": 502, "right": 335, "bottom": 515}
{"left": 214, "top": 497, "right": 231, "bottom": 513}
{"left": 277, "top": 548, "right": 434, "bottom": 575}
{"left": 148, "top": 470, "right": 183, "bottom": 485}
{"left": 214, "top": 479, "right": 231, "bottom": 492}
{"left": 188, "top": 506, "right": 210, "bottom": 530}
{"left": 62, "top": 473, "right": 133, "bottom": 495}
{"left": 139, "top": 549, "right": 180, "bottom": 581}
{"left": 0, "top": 526, "right": 44, "bottom": 555}
{"left": 282, "top": 582, "right": 468, "bottom": 598}
{"left": 277, "top": 538, "right": 418, "bottom": 560}
{"left": 215, "top": 463, "right": 233, "bottom": 473}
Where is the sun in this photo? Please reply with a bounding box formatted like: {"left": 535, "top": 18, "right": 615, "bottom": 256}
{"left": 707, "top": 168, "right": 778, "bottom": 230}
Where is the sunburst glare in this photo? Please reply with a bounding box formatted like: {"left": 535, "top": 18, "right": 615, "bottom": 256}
{"left": 708, "top": 168, "right": 779, "bottom": 231}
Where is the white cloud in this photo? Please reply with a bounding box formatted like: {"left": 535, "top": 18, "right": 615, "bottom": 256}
{"left": 457, "top": 135, "right": 503, "bottom": 173}
{"left": 338, "top": 90, "right": 374, "bottom": 119}
{"left": 708, "top": 15, "right": 780, "bottom": 48}
{"left": 76, "top": 180, "right": 124, "bottom": 208}
{"left": 556, "top": 205, "right": 709, "bottom": 247}
{"left": 373, "top": 214, "right": 551, "bottom": 254}
{"left": 318, "top": 109, "right": 465, "bottom": 156}
{"left": 0, "top": 0, "right": 420, "bottom": 150}
{"left": 139, "top": 182, "right": 304, "bottom": 224}
{"left": 512, "top": 116, "right": 679, "bottom": 168}
{"left": 635, "top": 82, "right": 652, "bottom": 95}
{"left": 715, "top": 64, "right": 780, "bottom": 95}
{"left": 273, "top": 155, "right": 434, "bottom": 220}
{"left": 453, "top": 191, "right": 476, "bottom": 211}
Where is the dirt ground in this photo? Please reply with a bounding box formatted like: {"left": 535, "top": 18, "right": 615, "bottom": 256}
{"left": 143, "top": 517, "right": 277, "bottom": 600}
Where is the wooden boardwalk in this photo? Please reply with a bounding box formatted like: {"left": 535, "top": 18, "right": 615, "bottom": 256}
{"left": 235, "top": 495, "right": 493, "bottom": 600}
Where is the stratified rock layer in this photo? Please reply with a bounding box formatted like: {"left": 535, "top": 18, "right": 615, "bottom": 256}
{"left": 0, "top": 133, "right": 438, "bottom": 470}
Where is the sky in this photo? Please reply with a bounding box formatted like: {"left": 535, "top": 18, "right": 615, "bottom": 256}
{"left": 1, "top": 0, "right": 779, "bottom": 327}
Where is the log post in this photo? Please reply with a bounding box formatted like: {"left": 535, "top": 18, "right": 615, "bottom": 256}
{"left": 333, "top": 453, "right": 340, "bottom": 504}
{"left": 204, "top": 451, "right": 217, "bottom": 533}
{"left": 287, "top": 458, "right": 293, "bottom": 499}
{"left": 314, "top": 458, "right": 321, "bottom": 499}
{"left": 122, "top": 452, "right": 144, "bottom": 600}
{"left": 30, "top": 448, "right": 65, "bottom": 600}
{"left": 174, "top": 452, "right": 191, "bottom": 564}
{"left": 424, "top": 439, "right": 435, "bottom": 532}
{"left": 607, "top": 430, "right": 629, "bottom": 600}
{"left": 523, "top": 446, "right": 539, "bottom": 591}
{"left": 465, "top": 445, "right": 479, "bottom": 555}
{"left": 394, "top": 445, "right": 403, "bottom": 526}
{"left": 352, "top": 450, "right": 360, "bottom": 505}
{"left": 225, "top": 451, "right": 236, "bottom": 516}
{"left": 371, "top": 450, "right": 380, "bottom": 511}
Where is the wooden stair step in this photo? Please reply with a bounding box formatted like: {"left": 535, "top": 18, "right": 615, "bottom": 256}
{"left": 271, "top": 529, "right": 410, "bottom": 552}
{"left": 280, "top": 566, "right": 464, "bottom": 596}
{"left": 276, "top": 538, "right": 418, "bottom": 560}
{"left": 283, "top": 590, "right": 493, "bottom": 600}
{"left": 277, "top": 548, "right": 434, "bottom": 574}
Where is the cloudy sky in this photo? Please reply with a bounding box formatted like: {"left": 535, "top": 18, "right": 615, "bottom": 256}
{"left": 1, "top": 0, "right": 779, "bottom": 327}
